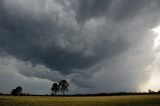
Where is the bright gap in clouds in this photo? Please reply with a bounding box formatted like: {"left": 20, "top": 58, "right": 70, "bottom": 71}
{"left": 146, "top": 71, "right": 160, "bottom": 91}
{"left": 152, "top": 26, "right": 160, "bottom": 49}
{"left": 143, "top": 26, "right": 160, "bottom": 92}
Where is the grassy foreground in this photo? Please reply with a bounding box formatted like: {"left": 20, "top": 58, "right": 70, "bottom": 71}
{"left": 0, "top": 95, "right": 160, "bottom": 106}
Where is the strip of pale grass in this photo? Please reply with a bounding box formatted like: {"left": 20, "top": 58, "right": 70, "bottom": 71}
{"left": 0, "top": 95, "right": 160, "bottom": 106}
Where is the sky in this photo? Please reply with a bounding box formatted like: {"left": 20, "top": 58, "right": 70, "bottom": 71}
{"left": 0, "top": 0, "right": 160, "bottom": 94}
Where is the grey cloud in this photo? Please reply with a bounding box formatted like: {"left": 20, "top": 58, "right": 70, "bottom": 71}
{"left": 0, "top": 55, "right": 53, "bottom": 94}
{"left": 0, "top": 0, "right": 128, "bottom": 75}
{"left": 0, "top": 0, "right": 160, "bottom": 94}
{"left": 109, "top": 0, "right": 150, "bottom": 22}
{"left": 70, "top": 37, "right": 154, "bottom": 92}
{"left": 75, "top": 0, "right": 113, "bottom": 23}
{"left": 75, "top": 0, "right": 153, "bottom": 23}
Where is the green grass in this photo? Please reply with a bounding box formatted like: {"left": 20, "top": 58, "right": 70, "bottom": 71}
{"left": 0, "top": 95, "right": 160, "bottom": 106}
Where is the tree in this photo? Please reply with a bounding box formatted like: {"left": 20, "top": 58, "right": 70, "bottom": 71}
{"left": 51, "top": 83, "right": 59, "bottom": 95}
{"left": 59, "top": 80, "right": 69, "bottom": 95}
{"left": 16, "top": 86, "right": 22, "bottom": 93}
{"left": 11, "top": 86, "right": 22, "bottom": 96}
{"left": 148, "top": 89, "right": 154, "bottom": 94}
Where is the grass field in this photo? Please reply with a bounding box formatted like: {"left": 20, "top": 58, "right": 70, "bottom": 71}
{"left": 0, "top": 95, "right": 160, "bottom": 106}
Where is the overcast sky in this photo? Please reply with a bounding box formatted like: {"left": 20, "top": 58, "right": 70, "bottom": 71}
{"left": 0, "top": 0, "right": 160, "bottom": 94}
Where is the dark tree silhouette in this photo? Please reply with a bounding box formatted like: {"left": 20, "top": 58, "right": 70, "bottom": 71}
{"left": 11, "top": 89, "right": 16, "bottom": 95}
{"left": 148, "top": 89, "right": 155, "bottom": 94}
{"left": 11, "top": 86, "right": 22, "bottom": 96}
{"left": 51, "top": 83, "right": 59, "bottom": 95}
{"left": 16, "top": 86, "right": 22, "bottom": 93}
{"left": 59, "top": 80, "right": 69, "bottom": 95}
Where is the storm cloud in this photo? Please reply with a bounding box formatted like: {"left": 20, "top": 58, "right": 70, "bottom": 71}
{"left": 0, "top": 0, "right": 160, "bottom": 94}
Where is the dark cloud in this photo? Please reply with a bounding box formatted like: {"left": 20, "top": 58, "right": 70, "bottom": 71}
{"left": 0, "top": 0, "right": 128, "bottom": 74}
{"left": 0, "top": 0, "right": 160, "bottom": 94}
{"left": 76, "top": 0, "right": 112, "bottom": 23}
{"left": 110, "top": 0, "right": 150, "bottom": 22}
{"left": 75, "top": 0, "right": 152, "bottom": 23}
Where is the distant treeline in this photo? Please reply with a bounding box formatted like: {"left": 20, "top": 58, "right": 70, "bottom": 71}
{"left": 0, "top": 91, "right": 160, "bottom": 96}
{"left": 0, "top": 83, "right": 159, "bottom": 96}
{"left": 74, "top": 91, "right": 160, "bottom": 96}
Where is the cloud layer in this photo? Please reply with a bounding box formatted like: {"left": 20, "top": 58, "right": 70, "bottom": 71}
{"left": 0, "top": 0, "right": 160, "bottom": 94}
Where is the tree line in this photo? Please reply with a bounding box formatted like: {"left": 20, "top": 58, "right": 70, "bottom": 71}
{"left": 10, "top": 80, "right": 69, "bottom": 96}
{"left": 0, "top": 80, "right": 159, "bottom": 96}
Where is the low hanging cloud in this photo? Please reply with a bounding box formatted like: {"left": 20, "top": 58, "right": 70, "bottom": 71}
{"left": 0, "top": 0, "right": 160, "bottom": 94}
{"left": 0, "top": 0, "right": 129, "bottom": 73}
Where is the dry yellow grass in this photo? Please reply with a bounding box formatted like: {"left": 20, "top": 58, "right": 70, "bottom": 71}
{"left": 0, "top": 95, "right": 160, "bottom": 106}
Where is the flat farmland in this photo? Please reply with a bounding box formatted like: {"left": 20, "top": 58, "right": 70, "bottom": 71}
{"left": 0, "top": 95, "right": 160, "bottom": 106}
